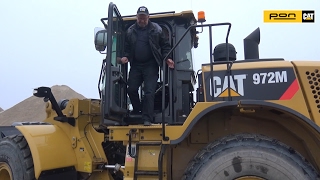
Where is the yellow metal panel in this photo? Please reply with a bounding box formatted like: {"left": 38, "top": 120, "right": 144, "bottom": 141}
{"left": 139, "top": 129, "right": 163, "bottom": 141}
{"left": 202, "top": 60, "right": 293, "bottom": 72}
{"left": 263, "top": 10, "right": 304, "bottom": 23}
{"left": 137, "top": 146, "right": 160, "bottom": 171}
{"left": 109, "top": 125, "right": 163, "bottom": 141}
{"left": 123, "top": 142, "right": 169, "bottom": 180}
{"left": 108, "top": 102, "right": 220, "bottom": 144}
{"left": 165, "top": 102, "right": 220, "bottom": 144}
{"left": 292, "top": 61, "right": 320, "bottom": 125}
{"left": 15, "top": 125, "right": 77, "bottom": 179}
{"left": 43, "top": 99, "right": 107, "bottom": 170}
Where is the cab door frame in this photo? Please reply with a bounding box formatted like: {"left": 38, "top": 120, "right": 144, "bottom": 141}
{"left": 101, "top": 2, "right": 127, "bottom": 122}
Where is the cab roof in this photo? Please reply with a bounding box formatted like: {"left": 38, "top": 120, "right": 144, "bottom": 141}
{"left": 122, "top": 10, "right": 197, "bottom": 23}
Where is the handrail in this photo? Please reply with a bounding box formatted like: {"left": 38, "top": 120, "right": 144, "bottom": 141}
{"left": 161, "top": 22, "right": 232, "bottom": 141}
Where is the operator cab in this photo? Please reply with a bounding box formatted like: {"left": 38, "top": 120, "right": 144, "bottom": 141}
{"left": 94, "top": 3, "right": 199, "bottom": 125}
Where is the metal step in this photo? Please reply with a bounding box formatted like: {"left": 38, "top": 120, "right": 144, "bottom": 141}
{"left": 135, "top": 170, "right": 159, "bottom": 176}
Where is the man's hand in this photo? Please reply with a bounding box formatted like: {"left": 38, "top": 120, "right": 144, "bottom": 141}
{"left": 116, "top": 57, "right": 122, "bottom": 63}
{"left": 121, "top": 57, "right": 129, "bottom": 64}
{"left": 166, "top": 59, "right": 174, "bottom": 68}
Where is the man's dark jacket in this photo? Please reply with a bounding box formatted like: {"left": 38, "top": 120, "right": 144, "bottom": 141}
{"left": 123, "top": 21, "right": 172, "bottom": 67}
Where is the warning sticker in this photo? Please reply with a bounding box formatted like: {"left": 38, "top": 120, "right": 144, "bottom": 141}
{"left": 84, "top": 162, "right": 92, "bottom": 172}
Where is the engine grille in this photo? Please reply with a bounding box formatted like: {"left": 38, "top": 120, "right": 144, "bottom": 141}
{"left": 306, "top": 69, "right": 320, "bottom": 113}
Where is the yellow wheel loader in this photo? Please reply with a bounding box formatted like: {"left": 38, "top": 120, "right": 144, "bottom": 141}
{"left": 1, "top": 2, "right": 320, "bottom": 180}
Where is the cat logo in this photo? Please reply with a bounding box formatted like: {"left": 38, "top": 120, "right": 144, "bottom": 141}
{"left": 302, "top": 11, "right": 315, "bottom": 22}
{"left": 139, "top": 7, "right": 146, "bottom": 12}
{"left": 209, "top": 74, "right": 247, "bottom": 98}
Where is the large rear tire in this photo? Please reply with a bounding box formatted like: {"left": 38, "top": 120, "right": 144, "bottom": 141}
{"left": 182, "top": 133, "right": 320, "bottom": 180}
{"left": 0, "top": 135, "right": 35, "bottom": 180}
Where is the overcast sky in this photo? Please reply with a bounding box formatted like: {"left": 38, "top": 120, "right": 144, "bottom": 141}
{"left": 0, "top": 0, "right": 319, "bottom": 110}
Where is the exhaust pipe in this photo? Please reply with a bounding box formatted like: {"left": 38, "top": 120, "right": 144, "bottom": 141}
{"left": 244, "top": 27, "right": 260, "bottom": 60}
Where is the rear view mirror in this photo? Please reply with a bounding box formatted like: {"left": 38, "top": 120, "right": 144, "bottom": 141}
{"left": 94, "top": 27, "right": 108, "bottom": 52}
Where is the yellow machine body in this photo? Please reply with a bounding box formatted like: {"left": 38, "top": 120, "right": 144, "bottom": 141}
{"left": 0, "top": 3, "right": 319, "bottom": 180}
{"left": 15, "top": 99, "right": 111, "bottom": 179}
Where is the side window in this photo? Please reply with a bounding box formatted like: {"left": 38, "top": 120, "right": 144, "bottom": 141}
{"left": 158, "top": 24, "right": 171, "bottom": 83}
{"left": 111, "top": 10, "right": 122, "bottom": 67}
{"left": 176, "top": 25, "right": 194, "bottom": 70}
{"left": 161, "top": 25, "right": 170, "bottom": 40}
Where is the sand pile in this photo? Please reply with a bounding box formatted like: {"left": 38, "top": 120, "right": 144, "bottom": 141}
{"left": 0, "top": 85, "right": 86, "bottom": 126}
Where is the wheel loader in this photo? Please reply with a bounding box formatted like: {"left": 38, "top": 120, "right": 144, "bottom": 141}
{"left": 0, "top": 2, "right": 320, "bottom": 180}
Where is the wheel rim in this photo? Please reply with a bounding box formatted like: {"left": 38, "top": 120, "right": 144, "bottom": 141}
{"left": 0, "top": 162, "right": 12, "bottom": 180}
{"left": 236, "top": 176, "right": 265, "bottom": 180}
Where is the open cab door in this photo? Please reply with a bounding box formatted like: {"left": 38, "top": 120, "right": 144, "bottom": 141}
{"left": 95, "top": 2, "right": 127, "bottom": 123}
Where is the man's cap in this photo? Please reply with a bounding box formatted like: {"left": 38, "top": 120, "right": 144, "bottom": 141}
{"left": 137, "top": 6, "right": 149, "bottom": 15}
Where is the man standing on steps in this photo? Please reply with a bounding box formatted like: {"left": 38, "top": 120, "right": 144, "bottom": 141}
{"left": 120, "top": 6, "right": 174, "bottom": 126}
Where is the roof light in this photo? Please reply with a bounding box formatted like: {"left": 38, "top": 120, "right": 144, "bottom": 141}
{"left": 197, "top": 11, "right": 206, "bottom": 23}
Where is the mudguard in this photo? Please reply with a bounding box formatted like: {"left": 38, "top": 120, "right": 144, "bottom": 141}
{"left": 15, "top": 125, "right": 77, "bottom": 179}
{"left": 168, "top": 100, "right": 320, "bottom": 144}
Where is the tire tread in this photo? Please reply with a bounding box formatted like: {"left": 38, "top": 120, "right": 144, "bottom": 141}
{"left": 181, "top": 133, "right": 320, "bottom": 180}
{"left": 4, "top": 134, "right": 36, "bottom": 180}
